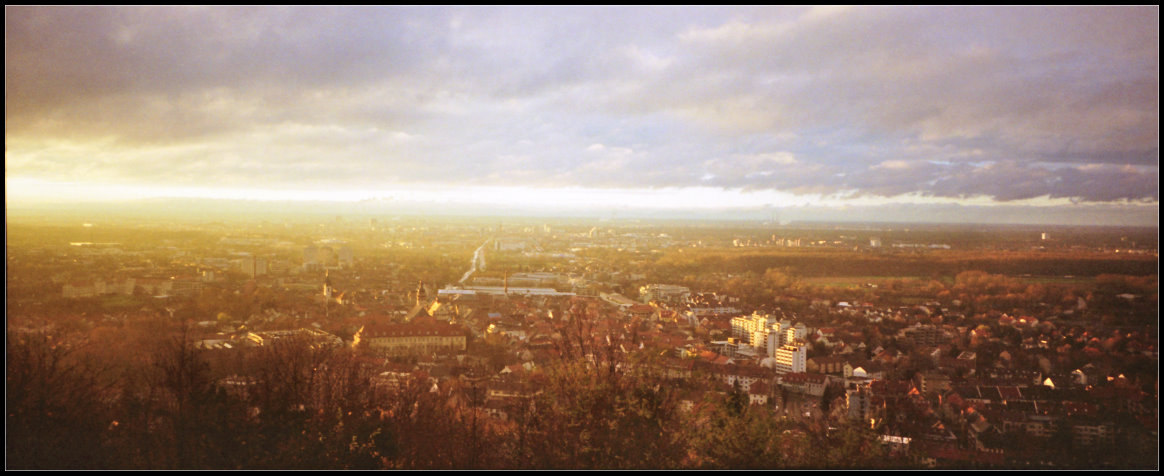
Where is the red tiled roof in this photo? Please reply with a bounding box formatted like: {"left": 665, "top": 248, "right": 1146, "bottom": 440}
{"left": 782, "top": 372, "right": 826, "bottom": 384}
{"left": 997, "top": 386, "right": 1022, "bottom": 400}
{"left": 749, "top": 382, "right": 770, "bottom": 395}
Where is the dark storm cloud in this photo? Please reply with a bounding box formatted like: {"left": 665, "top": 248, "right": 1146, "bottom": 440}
{"left": 5, "top": 6, "right": 455, "bottom": 143}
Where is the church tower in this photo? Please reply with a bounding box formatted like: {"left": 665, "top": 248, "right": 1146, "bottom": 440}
{"left": 416, "top": 280, "right": 428, "bottom": 307}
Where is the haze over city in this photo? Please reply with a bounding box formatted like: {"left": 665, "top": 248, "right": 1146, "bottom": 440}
{"left": 5, "top": 6, "right": 1159, "bottom": 226}
{"left": 4, "top": 6, "right": 1161, "bottom": 471}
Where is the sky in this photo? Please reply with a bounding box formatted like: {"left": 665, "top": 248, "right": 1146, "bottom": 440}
{"left": 5, "top": 6, "right": 1160, "bottom": 225}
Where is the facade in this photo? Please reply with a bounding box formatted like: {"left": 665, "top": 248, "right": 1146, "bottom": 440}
{"left": 303, "top": 246, "right": 321, "bottom": 271}
{"left": 600, "top": 292, "right": 638, "bottom": 309}
{"left": 358, "top": 322, "right": 467, "bottom": 356}
{"left": 638, "top": 284, "right": 691, "bottom": 304}
{"left": 170, "top": 277, "right": 204, "bottom": 297}
{"left": 807, "top": 355, "right": 847, "bottom": 374}
{"left": 233, "top": 256, "right": 268, "bottom": 277}
{"left": 918, "top": 371, "right": 952, "bottom": 395}
{"left": 135, "top": 277, "right": 174, "bottom": 296}
{"left": 494, "top": 238, "right": 528, "bottom": 251}
{"left": 303, "top": 244, "right": 352, "bottom": 270}
{"left": 751, "top": 329, "right": 771, "bottom": 355}
{"left": 901, "top": 324, "right": 952, "bottom": 346}
{"left": 846, "top": 378, "right": 875, "bottom": 421}
{"left": 774, "top": 342, "right": 807, "bottom": 374}
{"left": 507, "top": 272, "right": 564, "bottom": 288}
{"left": 764, "top": 331, "right": 783, "bottom": 358}
{"left": 731, "top": 312, "right": 778, "bottom": 341}
{"left": 780, "top": 372, "right": 827, "bottom": 397}
{"left": 245, "top": 328, "right": 344, "bottom": 349}
{"left": 337, "top": 246, "right": 354, "bottom": 267}
{"left": 62, "top": 278, "right": 135, "bottom": 298}
{"left": 785, "top": 322, "right": 808, "bottom": 344}
{"left": 712, "top": 364, "right": 771, "bottom": 393}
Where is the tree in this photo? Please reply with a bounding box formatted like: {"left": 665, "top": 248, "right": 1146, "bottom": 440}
{"left": 6, "top": 331, "right": 114, "bottom": 469}
{"left": 681, "top": 391, "right": 807, "bottom": 469}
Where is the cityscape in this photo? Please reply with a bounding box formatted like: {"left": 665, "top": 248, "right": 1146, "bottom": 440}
{"left": 5, "top": 5, "right": 1160, "bottom": 470}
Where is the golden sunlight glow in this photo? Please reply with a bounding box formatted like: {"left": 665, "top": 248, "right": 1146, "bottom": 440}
{"left": 8, "top": 176, "right": 1117, "bottom": 213}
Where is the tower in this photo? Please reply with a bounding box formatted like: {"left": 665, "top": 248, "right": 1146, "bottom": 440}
{"left": 416, "top": 281, "right": 428, "bottom": 307}
{"left": 323, "top": 270, "right": 333, "bottom": 319}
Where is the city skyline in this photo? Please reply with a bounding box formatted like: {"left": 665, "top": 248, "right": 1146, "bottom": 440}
{"left": 5, "top": 6, "right": 1160, "bottom": 226}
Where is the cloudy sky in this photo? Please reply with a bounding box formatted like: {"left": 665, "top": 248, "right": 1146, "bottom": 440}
{"left": 5, "top": 6, "right": 1159, "bottom": 224}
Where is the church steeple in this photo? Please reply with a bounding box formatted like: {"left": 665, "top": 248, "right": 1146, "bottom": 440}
{"left": 416, "top": 280, "right": 428, "bottom": 306}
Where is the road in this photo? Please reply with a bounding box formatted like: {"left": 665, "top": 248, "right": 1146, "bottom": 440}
{"left": 459, "top": 239, "right": 490, "bottom": 285}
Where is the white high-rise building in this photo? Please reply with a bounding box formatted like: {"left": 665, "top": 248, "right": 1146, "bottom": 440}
{"left": 753, "top": 325, "right": 785, "bottom": 355}
{"left": 785, "top": 322, "right": 807, "bottom": 344}
{"left": 730, "top": 312, "right": 777, "bottom": 342}
{"left": 765, "top": 332, "right": 783, "bottom": 358}
{"left": 774, "top": 342, "right": 807, "bottom": 374}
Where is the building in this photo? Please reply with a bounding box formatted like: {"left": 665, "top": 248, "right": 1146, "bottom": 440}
{"left": 303, "top": 246, "right": 322, "bottom": 271}
{"left": 774, "top": 342, "right": 807, "bottom": 374}
{"left": 336, "top": 246, "right": 354, "bottom": 267}
{"left": 303, "top": 243, "right": 352, "bottom": 270}
{"left": 731, "top": 312, "right": 778, "bottom": 341}
{"left": 245, "top": 328, "right": 344, "bottom": 349}
{"left": 900, "top": 324, "right": 952, "bottom": 347}
{"left": 356, "top": 322, "right": 467, "bottom": 356}
{"left": 917, "top": 371, "right": 952, "bottom": 395}
{"left": 785, "top": 322, "right": 808, "bottom": 344}
{"left": 1070, "top": 419, "right": 1115, "bottom": 446}
{"left": 62, "top": 278, "right": 135, "bottom": 298}
{"left": 601, "top": 292, "right": 639, "bottom": 309}
{"left": 507, "top": 272, "right": 564, "bottom": 288}
{"left": 233, "top": 255, "right": 268, "bottom": 278}
{"left": 752, "top": 329, "right": 775, "bottom": 355}
{"left": 638, "top": 284, "right": 691, "bottom": 304}
{"left": 807, "top": 355, "right": 847, "bottom": 374}
{"left": 710, "top": 363, "right": 771, "bottom": 392}
{"left": 464, "top": 285, "right": 575, "bottom": 297}
{"left": 170, "top": 277, "right": 204, "bottom": 297}
{"left": 780, "top": 372, "right": 827, "bottom": 397}
{"left": 846, "top": 378, "right": 875, "bottom": 421}
{"left": 494, "top": 238, "right": 528, "bottom": 252}
{"left": 134, "top": 277, "right": 173, "bottom": 296}
{"left": 748, "top": 382, "right": 772, "bottom": 405}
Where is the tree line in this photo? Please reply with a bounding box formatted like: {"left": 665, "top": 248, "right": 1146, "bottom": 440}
{"left": 7, "top": 323, "right": 914, "bottom": 469}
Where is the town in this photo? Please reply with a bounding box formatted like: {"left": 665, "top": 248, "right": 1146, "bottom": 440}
{"left": 6, "top": 215, "right": 1158, "bottom": 469}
